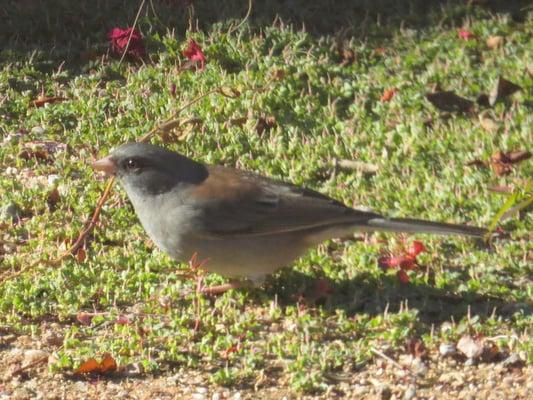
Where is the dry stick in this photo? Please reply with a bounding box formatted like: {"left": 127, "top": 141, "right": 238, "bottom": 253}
{"left": 370, "top": 347, "right": 415, "bottom": 377}
{"left": 10, "top": 355, "right": 49, "bottom": 378}
{"left": 228, "top": 0, "right": 253, "bottom": 35}
{"left": 137, "top": 86, "right": 240, "bottom": 143}
{"left": 2, "top": 87, "right": 243, "bottom": 282}
{"left": 0, "top": 178, "right": 116, "bottom": 283}
{"left": 118, "top": 0, "right": 147, "bottom": 67}
{"left": 46, "top": 177, "right": 116, "bottom": 266}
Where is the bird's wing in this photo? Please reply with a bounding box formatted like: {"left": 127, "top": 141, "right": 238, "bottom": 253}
{"left": 183, "top": 165, "right": 382, "bottom": 237}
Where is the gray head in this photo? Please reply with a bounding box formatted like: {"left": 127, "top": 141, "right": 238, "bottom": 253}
{"left": 93, "top": 143, "right": 208, "bottom": 195}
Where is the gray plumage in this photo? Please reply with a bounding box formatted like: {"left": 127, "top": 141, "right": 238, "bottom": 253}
{"left": 94, "top": 143, "right": 486, "bottom": 283}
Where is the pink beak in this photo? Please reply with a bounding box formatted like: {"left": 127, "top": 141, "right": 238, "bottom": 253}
{"left": 92, "top": 156, "right": 117, "bottom": 175}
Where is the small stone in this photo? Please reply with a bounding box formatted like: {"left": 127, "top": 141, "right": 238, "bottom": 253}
{"left": 212, "top": 393, "right": 221, "bottom": 400}
{"left": 457, "top": 335, "right": 484, "bottom": 360}
{"left": 11, "top": 388, "right": 35, "bottom": 400}
{"left": 353, "top": 385, "right": 368, "bottom": 396}
{"left": 192, "top": 394, "right": 207, "bottom": 400}
{"left": 42, "top": 331, "right": 63, "bottom": 346}
{"left": 376, "top": 384, "right": 392, "bottom": 400}
{"left": 502, "top": 376, "right": 513, "bottom": 387}
{"left": 501, "top": 353, "right": 523, "bottom": 368}
{"left": 23, "top": 349, "right": 49, "bottom": 366}
{"left": 31, "top": 126, "right": 46, "bottom": 135}
{"left": 47, "top": 174, "right": 60, "bottom": 186}
{"left": 464, "top": 358, "right": 476, "bottom": 366}
{"left": 413, "top": 358, "right": 428, "bottom": 377}
{"left": 167, "top": 373, "right": 180, "bottom": 384}
{"left": 197, "top": 387, "right": 208, "bottom": 394}
{"left": 403, "top": 386, "right": 416, "bottom": 400}
{"left": 5, "top": 166, "right": 18, "bottom": 175}
{"left": 439, "top": 343, "right": 457, "bottom": 357}
{"left": 1, "top": 203, "right": 21, "bottom": 222}
{"left": 232, "top": 392, "right": 242, "bottom": 400}
{"left": 440, "top": 322, "right": 453, "bottom": 332}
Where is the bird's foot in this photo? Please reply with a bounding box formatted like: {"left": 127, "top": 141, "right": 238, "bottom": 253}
{"left": 200, "top": 280, "right": 244, "bottom": 295}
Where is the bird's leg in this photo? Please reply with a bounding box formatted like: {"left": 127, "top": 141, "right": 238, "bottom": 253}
{"left": 200, "top": 280, "right": 244, "bottom": 295}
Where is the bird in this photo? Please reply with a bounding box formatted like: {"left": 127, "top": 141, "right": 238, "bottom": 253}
{"left": 93, "top": 142, "right": 487, "bottom": 294}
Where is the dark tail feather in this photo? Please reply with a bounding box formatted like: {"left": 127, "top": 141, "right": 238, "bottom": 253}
{"left": 366, "top": 217, "right": 487, "bottom": 237}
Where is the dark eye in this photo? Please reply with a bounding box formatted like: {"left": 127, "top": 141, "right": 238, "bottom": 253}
{"left": 124, "top": 158, "right": 143, "bottom": 171}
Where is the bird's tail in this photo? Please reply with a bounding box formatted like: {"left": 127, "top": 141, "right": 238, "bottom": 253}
{"left": 366, "top": 217, "right": 487, "bottom": 237}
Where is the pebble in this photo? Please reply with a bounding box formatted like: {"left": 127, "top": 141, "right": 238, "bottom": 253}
{"left": 440, "top": 322, "right": 453, "bottom": 332}
{"left": 23, "top": 349, "right": 49, "bottom": 366}
{"left": 439, "top": 343, "right": 457, "bottom": 357}
{"left": 47, "top": 174, "right": 60, "bottom": 186}
{"left": 502, "top": 376, "right": 513, "bottom": 387}
{"left": 192, "top": 394, "right": 206, "bottom": 400}
{"left": 465, "top": 358, "right": 476, "bottom": 366}
{"left": 403, "top": 386, "right": 416, "bottom": 400}
{"left": 11, "top": 387, "right": 36, "bottom": 400}
{"left": 352, "top": 385, "right": 368, "bottom": 396}
{"left": 31, "top": 126, "right": 46, "bottom": 135}
{"left": 42, "top": 330, "right": 63, "bottom": 347}
{"left": 2, "top": 132, "right": 24, "bottom": 144}
{"left": 413, "top": 358, "right": 429, "bottom": 377}
{"left": 4, "top": 166, "right": 18, "bottom": 175}
{"left": 0, "top": 202, "right": 21, "bottom": 222}
{"left": 501, "top": 353, "right": 522, "bottom": 368}
{"left": 212, "top": 393, "right": 221, "bottom": 400}
{"left": 376, "top": 384, "right": 392, "bottom": 400}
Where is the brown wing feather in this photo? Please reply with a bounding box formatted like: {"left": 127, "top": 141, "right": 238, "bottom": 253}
{"left": 184, "top": 165, "right": 382, "bottom": 237}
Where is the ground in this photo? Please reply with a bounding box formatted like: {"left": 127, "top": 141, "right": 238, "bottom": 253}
{"left": 0, "top": 1, "right": 532, "bottom": 399}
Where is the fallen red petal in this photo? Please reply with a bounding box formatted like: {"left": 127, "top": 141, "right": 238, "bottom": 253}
{"left": 408, "top": 240, "right": 426, "bottom": 257}
{"left": 183, "top": 39, "right": 206, "bottom": 70}
{"left": 458, "top": 29, "right": 476, "bottom": 40}
{"left": 108, "top": 27, "right": 146, "bottom": 59}
{"left": 380, "top": 88, "right": 397, "bottom": 102}
{"left": 397, "top": 269, "right": 410, "bottom": 284}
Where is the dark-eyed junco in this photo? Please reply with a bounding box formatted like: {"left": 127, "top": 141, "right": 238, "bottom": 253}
{"left": 93, "top": 143, "right": 487, "bottom": 293}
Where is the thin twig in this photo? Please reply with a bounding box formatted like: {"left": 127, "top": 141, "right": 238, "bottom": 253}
{"left": 0, "top": 177, "right": 115, "bottom": 282}
{"left": 370, "top": 347, "right": 415, "bottom": 377}
{"left": 228, "top": 0, "right": 253, "bottom": 35}
{"left": 137, "top": 86, "right": 239, "bottom": 142}
{"left": 46, "top": 177, "right": 116, "bottom": 266}
{"left": 10, "top": 355, "right": 49, "bottom": 378}
{"left": 118, "top": 0, "right": 146, "bottom": 67}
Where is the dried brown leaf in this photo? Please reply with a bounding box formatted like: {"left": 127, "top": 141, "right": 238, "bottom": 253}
{"left": 47, "top": 187, "right": 60, "bottom": 209}
{"left": 74, "top": 353, "right": 117, "bottom": 375}
{"left": 335, "top": 159, "right": 379, "bottom": 174}
{"left": 426, "top": 91, "right": 474, "bottom": 113}
{"left": 476, "top": 93, "right": 490, "bottom": 107}
{"left": 457, "top": 335, "right": 484, "bottom": 359}
{"left": 76, "top": 311, "right": 94, "bottom": 326}
{"left": 478, "top": 111, "right": 499, "bottom": 133}
{"left": 32, "top": 96, "right": 67, "bottom": 108}
{"left": 76, "top": 248, "right": 86, "bottom": 263}
{"left": 465, "top": 159, "right": 488, "bottom": 168}
{"left": 271, "top": 69, "right": 286, "bottom": 80}
{"left": 506, "top": 150, "right": 531, "bottom": 164}
{"left": 489, "top": 76, "right": 522, "bottom": 105}
{"left": 486, "top": 35, "right": 504, "bottom": 49}
{"left": 256, "top": 115, "right": 276, "bottom": 136}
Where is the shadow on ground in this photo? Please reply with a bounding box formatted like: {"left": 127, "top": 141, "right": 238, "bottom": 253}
{"left": 1, "top": 0, "right": 529, "bottom": 69}
{"left": 263, "top": 269, "right": 532, "bottom": 322}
